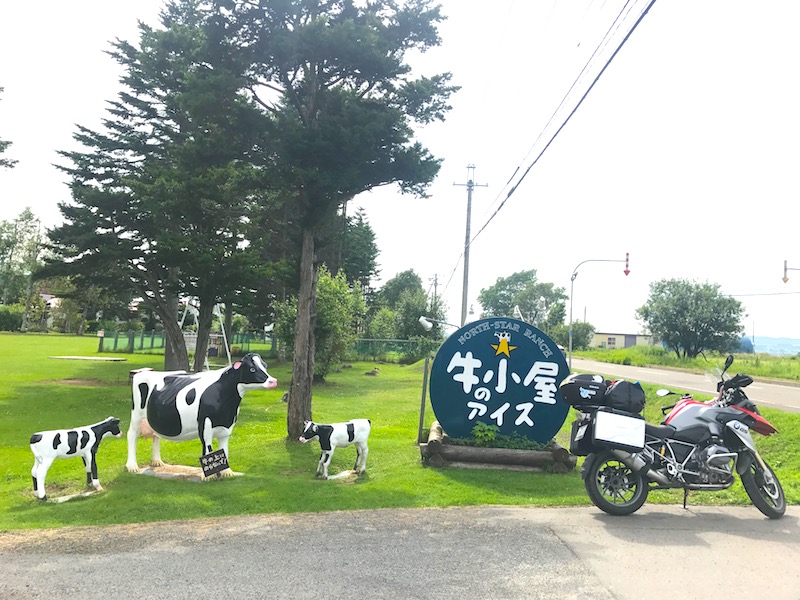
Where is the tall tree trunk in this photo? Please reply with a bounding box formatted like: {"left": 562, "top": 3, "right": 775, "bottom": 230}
{"left": 140, "top": 266, "right": 189, "bottom": 371}
{"left": 287, "top": 227, "right": 318, "bottom": 438}
{"left": 163, "top": 316, "right": 189, "bottom": 371}
{"left": 77, "top": 306, "right": 88, "bottom": 336}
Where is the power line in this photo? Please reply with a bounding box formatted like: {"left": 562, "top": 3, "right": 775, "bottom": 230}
{"left": 729, "top": 291, "right": 800, "bottom": 297}
{"left": 469, "top": 0, "right": 657, "bottom": 247}
{"left": 439, "top": 0, "right": 658, "bottom": 301}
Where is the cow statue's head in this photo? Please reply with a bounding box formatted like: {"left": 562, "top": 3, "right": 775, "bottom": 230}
{"left": 298, "top": 420, "right": 318, "bottom": 443}
{"left": 232, "top": 353, "right": 278, "bottom": 392}
{"left": 102, "top": 417, "right": 123, "bottom": 439}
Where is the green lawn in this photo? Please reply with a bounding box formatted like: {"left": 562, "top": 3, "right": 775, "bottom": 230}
{"left": 1, "top": 332, "right": 797, "bottom": 531}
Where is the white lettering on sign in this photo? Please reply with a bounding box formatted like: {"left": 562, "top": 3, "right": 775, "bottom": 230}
{"left": 446, "top": 351, "right": 483, "bottom": 393}
{"left": 523, "top": 361, "right": 559, "bottom": 405}
{"left": 456, "top": 322, "right": 492, "bottom": 345}
{"left": 447, "top": 345, "right": 561, "bottom": 428}
{"left": 200, "top": 449, "right": 229, "bottom": 477}
{"left": 523, "top": 328, "right": 554, "bottom": 358}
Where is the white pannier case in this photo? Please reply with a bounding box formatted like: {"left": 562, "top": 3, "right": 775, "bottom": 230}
{"left": 591, "top": 407, "right": 645, "bottom": 452}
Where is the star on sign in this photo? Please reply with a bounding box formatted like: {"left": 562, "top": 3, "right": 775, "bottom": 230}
{"left": 491, "top": 331, "right": 517, "bottom": 357}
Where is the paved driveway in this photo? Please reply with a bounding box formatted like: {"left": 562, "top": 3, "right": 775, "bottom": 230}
{"left": 2, "top": 505, "right": 799, "bottom": 599}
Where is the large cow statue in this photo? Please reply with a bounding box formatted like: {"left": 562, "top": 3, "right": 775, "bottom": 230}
{"left": 126, "top": 353, "right": 277, "bottom": 477}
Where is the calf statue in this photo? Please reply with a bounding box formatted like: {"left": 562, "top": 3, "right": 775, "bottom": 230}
{"left": 30, "top": 417, "right": 122, "bottom": 501}
{"left": 126, "top": 353, "right": 277, "bottom": 477}
{"left": 299, "top": 419, "right": 371, "bottom": 479}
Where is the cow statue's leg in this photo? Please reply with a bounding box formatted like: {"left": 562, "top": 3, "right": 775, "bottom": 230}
{"left": 125, "top": 416, "right": 143, "bottom": 473}
{"left": 149, "top": 435, "right": 166, "bottom": 467}
{"left": 31, "top": 454, "right": 54, "bottom": 501}
{"left": 317, "top": 449, "right": 333, "bottom": 479}
{"left": 83, "top": 452, "right": 103, "bottom": 491}
{"left": 354, "top": 441, "right": 368, "bottom": 475}
{"left": 216, "top": 434, "right": 235, "bottom": 478}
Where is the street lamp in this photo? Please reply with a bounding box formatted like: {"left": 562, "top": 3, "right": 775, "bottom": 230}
{"left": 783, "top": 260, "right": 800, "bottom": 283}
{"left": 568, "top": 253, "right": 630, "bottom": 369}
{"left": 418, "top": 316, "right": 460, "bottom": 331}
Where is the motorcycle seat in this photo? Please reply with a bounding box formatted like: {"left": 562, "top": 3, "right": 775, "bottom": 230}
{"left": 645, "top": 423, "right": 676, "bottom": 439}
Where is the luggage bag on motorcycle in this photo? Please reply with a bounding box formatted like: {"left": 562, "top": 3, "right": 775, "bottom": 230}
{"left": 591, "top": 407, "right": 645, "bottom": 452}
{"left": 604, "top": 379, "right": 646, "bottom": 414}
{"left": 560, "top": 373, "right": 607, "bottom": 408}
{"left": 569, "top": 415, "right": 594, "bottom": 456}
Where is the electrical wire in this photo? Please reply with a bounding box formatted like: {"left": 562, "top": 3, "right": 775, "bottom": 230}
{"left": 470, "top": 0, "right": 657, "bottom": 246}
{"left": 438, "top": 0, "right": 658, "bottom": 300}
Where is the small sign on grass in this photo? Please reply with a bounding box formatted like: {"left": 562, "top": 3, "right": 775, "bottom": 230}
{"left": 200, "top": 449, "right": 229, "bottom": 477}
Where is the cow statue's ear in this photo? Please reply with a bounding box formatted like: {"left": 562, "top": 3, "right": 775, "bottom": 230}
{"left": 233, "top": 361, "right": 242, "bottom": 369}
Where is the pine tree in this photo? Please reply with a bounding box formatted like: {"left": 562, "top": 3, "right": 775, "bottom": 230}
{"left": 220, "top": 0, "right": 458, "bottom": 436}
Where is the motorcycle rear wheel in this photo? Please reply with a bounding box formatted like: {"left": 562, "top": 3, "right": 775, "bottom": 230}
{"left": 584, "top": 451, "right": 649, "bottom": 516}
{"left": 741, "top": 458, "right": 786, "bottom": 519}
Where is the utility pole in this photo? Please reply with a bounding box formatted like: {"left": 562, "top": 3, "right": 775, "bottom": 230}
{"left": 454, "top": 165, "right": 487, "bottom": 326}
{"left": 429, "top": 273, "right": 440, "bottom": 313}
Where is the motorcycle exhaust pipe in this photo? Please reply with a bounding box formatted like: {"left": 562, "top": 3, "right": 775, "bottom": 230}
{"left": 610, "top": 449, "right": 671, "bottom": 485}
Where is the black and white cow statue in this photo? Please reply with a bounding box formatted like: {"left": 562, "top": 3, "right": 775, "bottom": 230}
{"left": 299, "top": 418, "right": 371, "bottom": 479}
{"left": 126, "top": 353, "right": 277, "bottom": 477}
{"left": 29, "top": 416, "right": 122, "bottom": 501}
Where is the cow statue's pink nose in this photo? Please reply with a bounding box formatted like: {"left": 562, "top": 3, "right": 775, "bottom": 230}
{"left": 263, "top": 377, "right": 278, "bottom": 389}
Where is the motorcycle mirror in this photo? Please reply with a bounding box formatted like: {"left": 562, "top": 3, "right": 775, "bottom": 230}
{"left": 656, "top": 388, "right": 674, "bottom": 397}
{"left": 723, "top": 354, "right": 734, "bottom": 373}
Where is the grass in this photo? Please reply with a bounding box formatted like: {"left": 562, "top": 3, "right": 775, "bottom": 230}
{"left": 1, "top": 332, "right": 798, "bottom": 531}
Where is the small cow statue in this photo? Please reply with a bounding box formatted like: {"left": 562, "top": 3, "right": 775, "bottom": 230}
{"left": 29, "top": 416, "right": 122, "bottom": 501}
{"left": 126, "top": 353, "right": 277, "bottom": 477}
{"left": 299, "top": 418, "right": 371, "bottom": 479}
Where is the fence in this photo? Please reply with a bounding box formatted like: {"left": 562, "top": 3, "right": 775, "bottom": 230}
{"left": 96, "top": 331, "right": 422, "bottom": 363}
{"left": 350, "top": 338, "right": 423, "bottom": 361}
{"left": 97, "top": 330, "right": 274, "bottom": 356}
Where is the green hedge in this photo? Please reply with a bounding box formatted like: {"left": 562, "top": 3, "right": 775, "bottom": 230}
{"left": 0, "top": 304, "right": 24, "bottom": 331}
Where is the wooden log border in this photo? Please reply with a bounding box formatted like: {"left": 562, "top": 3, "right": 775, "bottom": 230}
{"left": 420, "top": 421, "right": 576, "bottom": 473}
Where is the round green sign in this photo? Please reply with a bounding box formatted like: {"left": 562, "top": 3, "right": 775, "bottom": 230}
{"left": 428, "top": 318, "right": 570, "bottom": 443}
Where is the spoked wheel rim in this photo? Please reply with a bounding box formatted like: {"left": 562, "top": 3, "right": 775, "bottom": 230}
{"left": 741, "top": 458, "right": 786, "bottom": 519}
{"left": 596, "top": 460, "right": 639, "bottom": 505}
{"left": 755, "top": 466, "right": 782, "bottom": 502}
{"left": 585, "top": 452, "right": 648, "bottom": 516}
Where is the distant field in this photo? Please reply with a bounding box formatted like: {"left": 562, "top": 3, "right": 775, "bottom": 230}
{"left": 576, "top": 346, "right": 800, "bottom": 382}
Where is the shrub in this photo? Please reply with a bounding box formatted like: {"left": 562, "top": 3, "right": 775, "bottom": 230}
{"left": 448, "top": 422, "right": 548, "bottom": 450}
{"left": 0, "top": 304, "right": 24, "bottom": 331}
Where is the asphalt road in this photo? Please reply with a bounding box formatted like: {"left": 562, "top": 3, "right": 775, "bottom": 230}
{"left": 2, "top": 505, "right": 799, "bottom": 600}
{"left": 571, "top": 357, "right": 800, "bottom": 413}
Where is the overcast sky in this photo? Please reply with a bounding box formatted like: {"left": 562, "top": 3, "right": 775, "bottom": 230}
{"left": 1, "top": 1, "right": 798, "bottom": 340}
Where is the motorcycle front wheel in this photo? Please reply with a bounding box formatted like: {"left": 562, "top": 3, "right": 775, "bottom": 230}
{"left": 741, "top": 457, "right": 786, "bottom": 519}
{"left": 584, "top": 451, "right": 649, "bottom": 516}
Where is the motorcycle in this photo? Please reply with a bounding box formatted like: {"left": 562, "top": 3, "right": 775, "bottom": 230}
{"left": 562, "top": 354, "right": 786, "bottom": 518}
